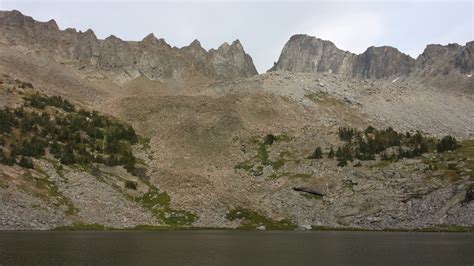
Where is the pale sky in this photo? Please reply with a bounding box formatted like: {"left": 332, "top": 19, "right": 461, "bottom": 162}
{"left": 1, "top": 0, "right": 473, "bottom": 73}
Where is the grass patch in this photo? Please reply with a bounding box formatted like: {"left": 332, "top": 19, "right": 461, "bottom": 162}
{"left": 226, "top": 207, "right": 296, "bottom": 230}
{"left": 250, "top": 165, "right": 264, "bottom": 176}
{"left": 275, "top": 133, "right": 292, "bottom": 142}
{"left": 269, "top": 159, "right": 285, "bottom": 171}
{"left": 24, "top": 172, "right": 77, "bottom": 215}
{"left": 301, "top": 193, "right": 323, "bottom": 200}
{"left": 234, "top": 161, "right": 254, "bottom": 171}
{"left": 235, "top": 141, "right": 286, "bottom": 176}
{"left": 257, "top": 143, "right": 269, "bottom": 164}
{"left": 305, "top": 91, "right": 328, "bottom": 103}
{"left": 423, "top": 139, "right": 474, "bottom": 181}
{"left": 138, "top": 136, "right": 151, "bottom": 149}
{"left": 136, "top": 187, "right": 197, "bottom": 227}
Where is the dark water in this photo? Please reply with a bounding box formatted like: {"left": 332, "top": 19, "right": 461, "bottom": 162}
{"left": 0, "top": 231, "right": 473, "bottom": 266}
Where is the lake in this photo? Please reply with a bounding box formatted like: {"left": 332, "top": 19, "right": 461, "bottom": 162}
{"left": 0, "top": 231, "right": 473, "bottom": 265}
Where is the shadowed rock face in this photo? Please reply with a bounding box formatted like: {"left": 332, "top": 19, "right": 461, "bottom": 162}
{"left": 270, "top": 34, "right": 472, "bottom": 79}
{"left": 354, "top": 46, "right": 415, "bottom": 79}
{"left": 455, "top": 41, "right": 474, "bottom": 74}
{"left": 0, "top": 10, "right": 258, "bottom": 83}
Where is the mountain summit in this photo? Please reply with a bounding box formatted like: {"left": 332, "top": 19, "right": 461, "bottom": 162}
{"left": 0, "top": 10, "right": 258, "bottom": 84}
{"left": 270, "top": 34, "right": 473, "bottom": 80}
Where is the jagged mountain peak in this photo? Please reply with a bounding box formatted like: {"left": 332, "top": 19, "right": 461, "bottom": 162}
{"left": 271, "top": 33, "right": 472, "bottom": 79}
{"left": 142, "top": 33, "right": 158, "bottom": 42}
{"left": 140, "top": 33, "right": 170, "bottom": 49}
{"left": 189, "top": 39, "right": 202, "bottom": 48}
{"left": 0, "top": 10, "right": 258, "bottom": 83}
{"left": 231, "top": 39, "right": 243, "bottom": 48}
{"left": 269, "top": 34, "right": 355, "bottom": 75}
{"left": 105, "top": 34, "right": 121, "bottom": 41}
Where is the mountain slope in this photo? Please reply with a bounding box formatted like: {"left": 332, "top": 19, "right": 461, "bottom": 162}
{"left": 0, "top": 11, "right": 473, "bottom": 231}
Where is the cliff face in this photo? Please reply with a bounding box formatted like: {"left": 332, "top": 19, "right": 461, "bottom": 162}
{"left": 0, "top": 10, "right": 258, "bottom": 83}
{"left": 270, "top": 34, "right": 472, "bottom": 79}
{"left": 268, "top": 34, "right": 356, "bottom": 76}
{"left": 455, "top": 41, "right": 474, "bottom": 74}
{"left": 354, "top": 46, "right": 415, "bottom": 79}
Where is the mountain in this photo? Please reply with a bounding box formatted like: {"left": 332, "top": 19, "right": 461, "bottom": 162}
{"left": 0, "top": 10, "right": 258, "bottom": 84}
{"left": 0, "top": 10, "right": 473, "bottom": 231}
{"left": 270, "top": 34, "right": 473, "bottom": 80}
{"left": 268, "top": 34, "right": 356, "bottom": 75}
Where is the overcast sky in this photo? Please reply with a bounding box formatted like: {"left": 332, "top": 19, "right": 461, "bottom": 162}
{"left": 1, "top": 0, "right": 473, "bottom": 73}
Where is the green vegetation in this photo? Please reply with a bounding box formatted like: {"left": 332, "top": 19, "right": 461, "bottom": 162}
{"left": 327, "top": 147, "right": 334, "bottom": 159}
{"left": 275, "top": 133, "right": 292, "bottom": 142}
{"left": 308, "top": 147, "right": 323, "bottom": 159}
{"left": 18, "top": 156, "right": 34, "bottom": 169}
{"left": 263, "top": 134, "right": 275, "bottom": 145}
{"left": 335, "top": 144, "right": 353, "bottom": 166}
{"left": 0, "top": 93, "right": 140, "bottom": 175}
{"left": 136, "top": 187, "right": 197, "bottom": 226}
{"left": 301, "top": 193, "right": 323, "bottom": 200}
{"left": 314, "top": 126, "right": 457, "bottom": 167}
{"left": 257, "top": 143, "right": 269, "bottom": 164}
{"left": 437, "top": 135, "right": 457, "bottom": 153}
{"left": 125, "top": 180, "right": 138, "bottom": 190}
{"left": 226, "top": 207, "right": 296, "bottom": 230}
{"left": 0, "top": 108, "right": 18, "bottom": 134}
{"left": 23, "top": 172, "right": 77, "bottom": 215}
{"left": 235, "top": 136, "right": 287, "bottom": 177}
{"left": 15, "top": 79, "right": 33, "bottom": 89}
{"left": 26, "top": 93, "right": 75, "bottom": 112}
{"left": 423, "top": 139, "right": 474, "bottom": 181}
{"left": 235, "top": 161, "right": 254, "bottom": 171}
{"left": 338, "top": 127, "right": 356, "bottom": 142}
{"left": 1, "top": 84, "right": 198, "bottom": 227}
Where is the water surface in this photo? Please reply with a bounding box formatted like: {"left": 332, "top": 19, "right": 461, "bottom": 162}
{"left": 0, "top": 231, "right": 473, "bottom": 265}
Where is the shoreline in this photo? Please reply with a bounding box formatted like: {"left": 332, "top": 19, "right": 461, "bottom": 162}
{"left": 1, "top": 224, "right": 473, "bottom": 233}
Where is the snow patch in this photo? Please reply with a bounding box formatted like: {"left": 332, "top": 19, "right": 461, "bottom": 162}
{"left": 467, "top": 74, "right": 472, "bottom": 78}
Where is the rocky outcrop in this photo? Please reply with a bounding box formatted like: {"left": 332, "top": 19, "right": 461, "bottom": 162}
{"left": 455, "top": 41, "right": 474, "bottom": 74}
{"left": 354, "top": 46, "right": 415, "bottom": 79}
{"left": 415, "top": 43, "right": 464, "bottom": 77}
{"left": 270, "top": 34, "right": 472, "bottom": 79}
{"left": 0, "top": 10, "right": 258, "bottom": 83}
{"left": 269, "top": 34, "right": 355, "bottom": 76}
{"left": 209, "top": 40, "right": 258, "bottom": 79}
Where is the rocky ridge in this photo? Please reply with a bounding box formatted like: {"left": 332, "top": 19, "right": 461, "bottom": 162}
{"left": 0, "top": 10, "right": 258, "bottom": 84}
{"left": 270, "top": 34, "right": 473, "bottom": 81}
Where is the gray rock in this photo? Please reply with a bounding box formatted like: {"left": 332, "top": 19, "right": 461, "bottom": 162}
{"left": 296, "top": 224, "right": 312, "bottom": 230}
{"left": 269, "top": 34, "right": 472, "bottom": 80}
{"left": 269, "top": 34, "right": 355, "bottom": 76}
{"left": 0, "top": 10, "right": 258, "bottom": 83}
{"left": 354, "top": 46, "right": 414, "bottom": 79}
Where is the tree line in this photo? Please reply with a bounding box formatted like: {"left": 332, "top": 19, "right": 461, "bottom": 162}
{"left": 309, "top": 126, "right": 458, "bottom": 167}
{"left": 0, "top": 93, "right": 139, "bottom": 173}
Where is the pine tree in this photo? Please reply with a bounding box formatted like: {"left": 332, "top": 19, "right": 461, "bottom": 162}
{"left": 309, "top": 147, "right": 323, "bottom": 159}
{"left": 18, "top": 156, "right": 34, "bottom": 169}
{"left": 327, "top": 147, "right": 334, "bottom": 158}
{"left": 437, "top": 135, "right": 457, "bottom": 153}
